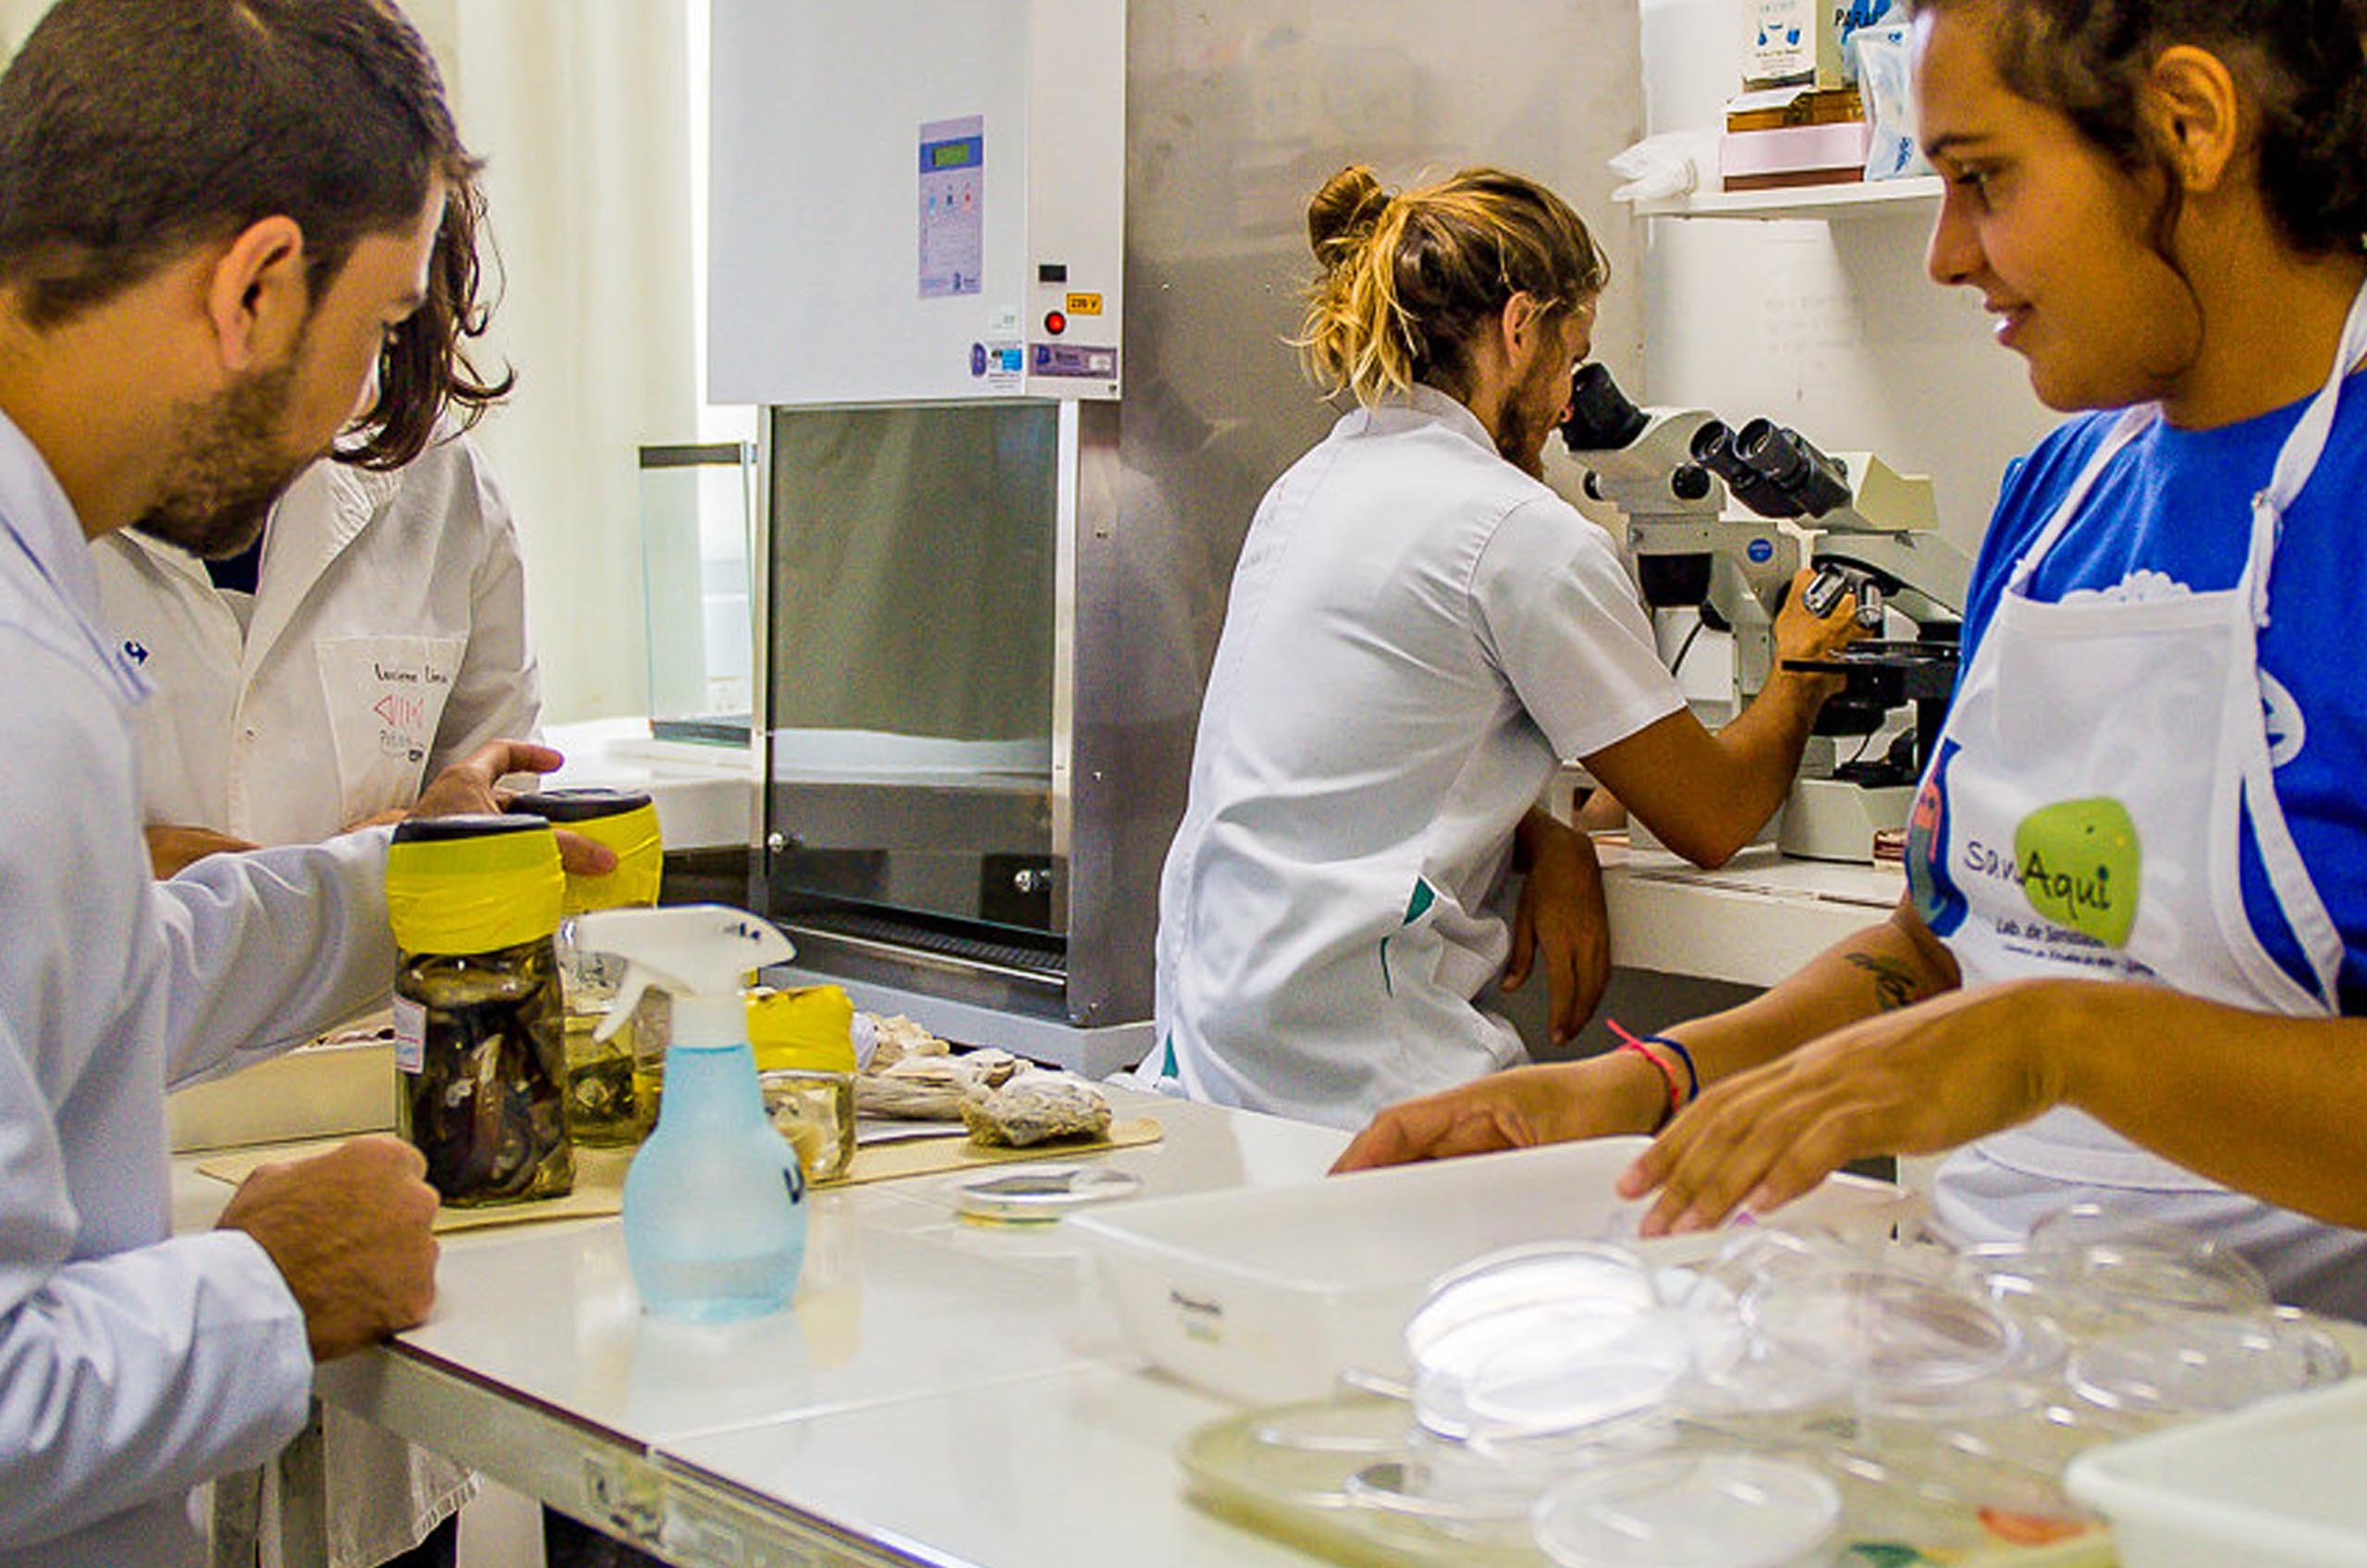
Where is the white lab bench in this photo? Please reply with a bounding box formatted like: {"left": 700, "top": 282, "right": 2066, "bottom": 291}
{"left": 174, "top": 1091, "right": 1353, "bottom": 1568}
{"left": 1600, "top": 839, "right": 1907, "bottom": 987}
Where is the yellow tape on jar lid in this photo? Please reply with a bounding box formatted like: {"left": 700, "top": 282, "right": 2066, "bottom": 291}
{"left": 386, "top": 815, "right": 565, "bottom": 955}
{"left": 505, "top": 790, "right": 664, "bottom": 913}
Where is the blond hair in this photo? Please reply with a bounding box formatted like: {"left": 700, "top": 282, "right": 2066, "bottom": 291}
{"left": 1296, "top": 165, "right": 1608, "bottom": 406}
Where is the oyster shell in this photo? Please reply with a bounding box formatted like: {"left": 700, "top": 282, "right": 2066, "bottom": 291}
{"left": 961, "top": 1074, "right": 1113, "bottom": 1147}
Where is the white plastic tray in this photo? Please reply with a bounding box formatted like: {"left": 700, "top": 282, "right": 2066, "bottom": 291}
{"left": 2067, "top": 1376, "right": 2367, "bottom": 1568}
{"left": 1073, "top": 1136, "right": 1919, "bottom": 1404}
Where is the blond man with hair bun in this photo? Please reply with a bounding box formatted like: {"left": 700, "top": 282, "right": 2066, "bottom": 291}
{"left": 1145, "top": 165, "right": 1861, "bottom": 1130}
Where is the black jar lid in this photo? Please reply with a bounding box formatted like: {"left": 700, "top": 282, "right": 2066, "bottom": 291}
{"left": 505, "top": 787, "right": 656, "bottom": 823}
{"left": 391, "top": 813, "right": 551, "bottom": 844}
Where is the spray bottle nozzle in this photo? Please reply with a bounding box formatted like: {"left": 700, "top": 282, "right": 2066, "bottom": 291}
{"left": 572, "top": 904, "right": 797, "bottom": 1050}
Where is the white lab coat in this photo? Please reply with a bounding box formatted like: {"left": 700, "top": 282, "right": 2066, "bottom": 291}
{"left": 93, "top": 434, "right": 537, "bottom": 1567}
{"left": 0, "top": 410, "right": 398, "bottom": 1568}
{"left": 1152, "top": 387, "right": 1685, "bottom": 1127}
{"left": 92, "top": 430, "right": 541, "bottom": 844}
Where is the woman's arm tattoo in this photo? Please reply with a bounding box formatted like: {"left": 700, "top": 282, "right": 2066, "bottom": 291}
{"left": 1845, "top": 951, "right": 1923, "bottom": 1011}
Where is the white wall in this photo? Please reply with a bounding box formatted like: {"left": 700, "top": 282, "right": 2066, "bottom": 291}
{"left": 1636, "top": 0, "right": 2055, "bottom": 556}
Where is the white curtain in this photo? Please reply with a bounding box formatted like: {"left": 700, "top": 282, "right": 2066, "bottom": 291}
{"left": 406, "top": 0, "right": 700, "bottom": 723}
{"left": 3, "top": 0, "right": 703, "bottom": 724}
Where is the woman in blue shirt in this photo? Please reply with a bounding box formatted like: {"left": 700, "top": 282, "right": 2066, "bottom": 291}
{"left": 1336, "top": 0, "right": 2367, "bottom": 1318}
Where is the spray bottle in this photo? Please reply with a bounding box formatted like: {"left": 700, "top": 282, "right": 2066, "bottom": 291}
{"left": 574, "top": 904, "right": 805, "bottom": 1322}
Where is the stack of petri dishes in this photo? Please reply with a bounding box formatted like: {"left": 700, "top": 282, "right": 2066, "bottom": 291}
{"left": 1228, "top": 1208, "right": 2350, "bottom": 1568}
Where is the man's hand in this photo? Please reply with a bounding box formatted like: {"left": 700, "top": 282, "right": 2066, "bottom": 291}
{"left": 145, "top": 824, "right": 261, "bottom": 877}
{"left": 409, "top": 740, "right": 617, "bottom": 876}
{"left": 1503, "top": 811, "right": 1610, "bottom": 1046}
{"left": 1772, "top": 567, "right": 1867, "bottom": 686}
{"left": 216, "top": 1134, "right": 441, "bottom": 1362}
{"left": 1331, "top": 1053, "right": 1670, "bottom": 1173}
{"left": 1615, "top": 980, "right": 2065, "bottom": 1236}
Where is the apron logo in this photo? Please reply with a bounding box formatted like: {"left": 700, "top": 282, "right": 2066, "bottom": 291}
{"left": 2012, "top": 798, "right": 2140, "bottom": 948}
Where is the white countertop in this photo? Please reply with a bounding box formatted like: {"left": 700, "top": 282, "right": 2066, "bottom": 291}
{"left": 356, "top": 1093, "right": 1339, "bottom": 1449}
{"left": 181, "top": 1092, "right": 1352, "bottom": 1566}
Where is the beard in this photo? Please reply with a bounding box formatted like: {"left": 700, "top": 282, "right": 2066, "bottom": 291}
{"left": 1492, "top": 345, "right": 1569, "bottom": 480}
{"left": 130, "top": 361, "right": 311, "bottom": 560}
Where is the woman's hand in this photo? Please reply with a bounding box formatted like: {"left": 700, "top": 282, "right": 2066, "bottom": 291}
{"left": 1615, "top": 979, "right": 2067, "bottom": 1235}
{"left": 1331, "top": 1052, "right": 1670, "bottom": 1173}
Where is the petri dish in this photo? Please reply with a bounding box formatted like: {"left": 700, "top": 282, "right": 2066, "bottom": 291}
{"left": 1741, "top": 1268, "right": 2021, "bottom": 1398}
{"left": 2067, "top": 1311, "right": 2351, "bottom": 1416}
{"left": 946, "top": 1163, "right": 1140, "bottom": 1223}
{"left": 1452, "top": 1309, "right": 1696, "bottom": 1435}
{"left": 1409, "top": 1245, "right": 1659, "bottom": 1354}
{"left": 2023, "top": 1206, "right": 2271, "bottom": 1317}
{"left": 1532, "top": 1451, "right": 1841, "bottom": 1568}
{"left": 1406, "top": 1245, "right": 1693, "bottom": 1440}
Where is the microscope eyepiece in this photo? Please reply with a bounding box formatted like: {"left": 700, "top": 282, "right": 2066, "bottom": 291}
{"left": 1690, "top": 419, "right": 1803, "bottom": 518}
{"left": 1735, "top": 419, "right": 1853, "bottom": 518}
{"left": 1560, "top": 362, "right": 1650, "bottom": 452}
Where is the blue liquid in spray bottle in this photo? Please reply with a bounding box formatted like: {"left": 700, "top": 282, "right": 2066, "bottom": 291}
{"left": 574, "top": 905, "right": 804, "bottom": 1322}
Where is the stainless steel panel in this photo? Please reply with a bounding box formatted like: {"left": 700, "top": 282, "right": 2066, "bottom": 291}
{"left": 754, "top": 0, "right": 1642, "bottom": 1031}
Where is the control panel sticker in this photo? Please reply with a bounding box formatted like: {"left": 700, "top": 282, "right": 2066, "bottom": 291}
{"left": 1064, "top": 292, "right": 1105, "bottom": 316}
{"left": 1030, "top": 342, "right": 1118, "bottom": 379}
{"left": 918, "top": 115, "right": 984, "bottom": 299}
{"left": 971, "top": 337, "right": 1024, "bottom": 393}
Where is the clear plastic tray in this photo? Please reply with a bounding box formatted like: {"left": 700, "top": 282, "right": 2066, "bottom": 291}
{"left": 1180, "top": 1391, "right": 2116, "bottom": 1568}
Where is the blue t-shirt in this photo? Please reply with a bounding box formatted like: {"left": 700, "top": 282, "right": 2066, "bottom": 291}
{"left": 1956, "top": 383, "right": 2367, "bottom": 1011}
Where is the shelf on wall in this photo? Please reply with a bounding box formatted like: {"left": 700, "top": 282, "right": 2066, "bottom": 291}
{"left": 1627, "top": 175, "right": 1942, "bottom": 222}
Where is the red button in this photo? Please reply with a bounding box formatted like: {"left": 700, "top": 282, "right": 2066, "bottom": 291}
{"left": 1044, "top": 311, "right": 1067, "bottom": 336}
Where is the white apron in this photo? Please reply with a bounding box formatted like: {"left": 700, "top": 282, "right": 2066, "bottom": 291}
{"left": 1911, "top": 278, "right": 2367, "bottom": 1317}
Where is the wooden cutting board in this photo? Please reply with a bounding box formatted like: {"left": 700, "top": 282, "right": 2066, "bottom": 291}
{"left": 195, "top": 1117, "right": 1164, "bottom": 1234}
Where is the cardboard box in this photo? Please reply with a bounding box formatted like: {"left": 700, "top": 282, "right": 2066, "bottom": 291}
{"left": 1727, "top": 84, "right": 1863, "bottom": 132}
{"left": 1721, "top": 119, "right": 1872, "bottom": 191}
{"left": 168, "top": 1036, "right": 395, "bottom": 1152}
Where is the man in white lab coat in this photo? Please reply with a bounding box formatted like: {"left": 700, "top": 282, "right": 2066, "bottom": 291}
{"left": 1152, "top": 166, "right": 1862, "bottom": 1128}
{"left": 95, "top": 428, "right": 541, "bottom": 875}
{"left": 92, "top": 182, "right": 539, "bottom": 1563}
{"left": 0, "top": 4, "right": 593, "bottom": 1563}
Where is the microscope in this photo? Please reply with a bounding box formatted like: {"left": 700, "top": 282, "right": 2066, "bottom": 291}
{"left": 1560, "top": 364, "right": 1971, "bottom": 864}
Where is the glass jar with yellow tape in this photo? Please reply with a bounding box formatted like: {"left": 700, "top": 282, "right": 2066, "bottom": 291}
{"left": 387, "top": 815, "right": 573, "bottom": 1206}
{"left": 506, "top": 788, "right": 667, "bottom": 1147}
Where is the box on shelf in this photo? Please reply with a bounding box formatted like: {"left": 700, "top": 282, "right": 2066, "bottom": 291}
{"left": 1072, "top": 1135, "right": 1918, "bottom": 1405}
{"left": 1722, "top": 118, "right": 1873, "bottom": 191}
{"left": 1726, "top": 84, "right": 1862, "bottom": 132}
